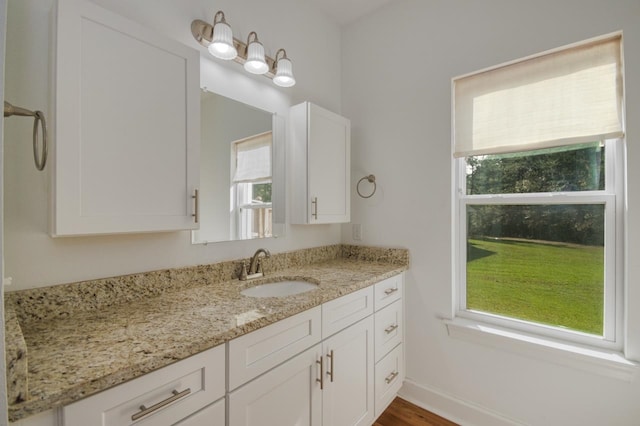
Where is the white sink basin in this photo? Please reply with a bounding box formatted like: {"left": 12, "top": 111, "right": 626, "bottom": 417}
{"left": 241, "top": 280, "right": 318, "bottom": 298}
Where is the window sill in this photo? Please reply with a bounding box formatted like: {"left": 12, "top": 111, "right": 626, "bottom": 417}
{"left": 443, "top": 318, "right": 638, "bottom": 381}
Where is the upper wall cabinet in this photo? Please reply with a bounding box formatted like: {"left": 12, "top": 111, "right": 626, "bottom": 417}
{"left": 290, "top": 102, "right": 350, "bottom": 224}
{"left": 51, "top": 0, "right": 200, "bottom": 236}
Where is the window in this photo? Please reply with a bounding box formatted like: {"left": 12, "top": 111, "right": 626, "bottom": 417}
{"left": 453, "top": 34, "right": 625, "bottom": 349}
{"left": 231, "top": 131, "right": 273, "bottom": 239}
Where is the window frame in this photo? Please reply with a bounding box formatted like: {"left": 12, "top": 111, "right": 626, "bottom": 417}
{"left": 453, "top": 139, "right": 625, "bottom": 350}
{"left": 232, "top": 180, "right": 273, "bottom": 239}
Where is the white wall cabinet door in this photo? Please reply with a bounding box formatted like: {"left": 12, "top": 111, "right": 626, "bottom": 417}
{"left": 52, "top": 0, "right": 200, "bottom": 236}
{"left": 322, "top": 316, "right": 374, "bottom": 426}
{"left": 291, "top": 102, "right": 350, "bottom": 224}
{"left": 228, "top": 344, "right": 322, "bottom": 426}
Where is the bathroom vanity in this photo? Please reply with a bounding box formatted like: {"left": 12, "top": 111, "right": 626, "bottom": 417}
{"left": 6, "top": 245, "right": 408, "bottom": 426}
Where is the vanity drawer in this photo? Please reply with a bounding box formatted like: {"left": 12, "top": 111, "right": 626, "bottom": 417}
{"left": 322, "top": 286, "right": 374, "bottom": 339}
{"left": 374, "top": 343, "right": 404, "bottom": 418}
{"left": 62, "top": 345, "right": 225, "bottom": 426}
{"left": 228, "top": 306, "right": 322, "bottom": 390}
{"left": 374, "top": 299, "right": 403, "bottom": 361}
{"left": 374, "top": 274, "right": 403, "bottom": 311}
{"left": 174, "top": 397, "right": 225, "bottom": 426}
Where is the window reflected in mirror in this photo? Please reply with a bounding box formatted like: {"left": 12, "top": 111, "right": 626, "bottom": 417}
{"left": 232, "top": 131, "right": 273, "bottom": 239}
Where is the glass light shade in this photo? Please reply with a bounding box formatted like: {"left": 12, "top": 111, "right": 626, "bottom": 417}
{"left": 244, "top": 42, "right": 269, "bottom": 74}
{"left": 208, "top": 22, "right": 237, "bottom": 60}
{"left": 273, "top": 57, "right": 296, "bottom": 87}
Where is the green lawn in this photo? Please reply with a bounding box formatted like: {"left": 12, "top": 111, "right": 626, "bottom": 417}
{"left": 466, "top": 238, "right": 604, "bottom": 335}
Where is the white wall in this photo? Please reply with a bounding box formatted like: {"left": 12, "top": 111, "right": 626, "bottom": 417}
{"left": 342, "top": 0, "right": 640, "bottom": 424}
{"left": 1, "top": 1, "right": 8, "bottom": 424}
{"left": 3, "top": 0, "right": 343, "bottom": 290}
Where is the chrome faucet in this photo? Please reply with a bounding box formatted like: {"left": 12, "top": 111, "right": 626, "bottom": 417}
{"left": 240, "top": 248, "right": 272, "bottom": 280}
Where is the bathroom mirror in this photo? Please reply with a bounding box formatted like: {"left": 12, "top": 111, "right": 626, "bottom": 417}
{"left": 192, "top": 89, "right": 285, "bottom": 244}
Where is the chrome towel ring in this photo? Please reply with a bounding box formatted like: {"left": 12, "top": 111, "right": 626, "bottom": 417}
{"left": 357, "top": 174, "right": 376, "bottom": 198}
{"left": 4, "top": 101, "right": 48, "bottom": 171}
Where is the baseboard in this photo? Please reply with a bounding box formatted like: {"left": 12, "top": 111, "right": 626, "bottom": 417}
{"left": 398, "top": 379, "right": 524, "bottom": 426}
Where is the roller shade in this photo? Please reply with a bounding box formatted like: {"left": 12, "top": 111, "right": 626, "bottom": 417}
{"left": 232, "top": 131, "right": 272, "bottom": 182}
{"left": 454, "top": 35, "right": 624, "bottom": 158}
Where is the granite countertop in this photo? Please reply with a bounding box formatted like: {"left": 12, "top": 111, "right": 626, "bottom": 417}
{"left": 5, "top": 244, "right": 409, "bottom": 422}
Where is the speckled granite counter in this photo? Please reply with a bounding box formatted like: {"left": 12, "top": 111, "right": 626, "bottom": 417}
{"left": 5, "top": 244, "right": 409, "bottom": 422}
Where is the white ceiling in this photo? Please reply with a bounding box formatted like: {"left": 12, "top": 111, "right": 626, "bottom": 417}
{"left": 308, "top": 0, "right": 396, "bottom": 26}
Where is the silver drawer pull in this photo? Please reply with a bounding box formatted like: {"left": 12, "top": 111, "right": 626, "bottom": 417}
{"left": 311, "top": 197, "right": 318, "bottom": 220}
{"left": 131, "top": 388, "right": 191, "bottom": 421}
{"left": 384, "top": 371, "right": 399, "bottom": 384}
{"left": 384, "top": 324, "right": 399, "bottom": 334}
{"left": 384, "top": 287, "right": 398, "bottom": 295}
{"left": 316, "top": 356, "right": 324, "bottom": 389}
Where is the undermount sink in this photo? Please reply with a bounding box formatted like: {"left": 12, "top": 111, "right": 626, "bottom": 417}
{"left": 241, "top": 280, "right": 318, "bottom": 298}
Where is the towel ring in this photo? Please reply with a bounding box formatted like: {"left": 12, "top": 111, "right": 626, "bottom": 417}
{"left": 32, "top": 111, "right": 47, "bottom": 171}
{"left": 357, "top": 174, "right": 376, "bottom": 198}
{"left": 4, "top": 101, "right": 48, "bottom": 171}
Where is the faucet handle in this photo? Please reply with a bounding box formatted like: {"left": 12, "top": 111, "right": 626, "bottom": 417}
{"left": 240, "top": 261, "right": 248, "bottom": 280}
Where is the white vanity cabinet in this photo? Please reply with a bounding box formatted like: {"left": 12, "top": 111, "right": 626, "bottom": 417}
{"left": 229, "top": 286, "right": 377, "bottom": 426}
{"left": 290, "top": 102, "right": 351, "bottom": 224}
{"left": 372, "top": 275, "right": 405, "bottom": 417}
{"left": 13, "top": 273, "right": 404, "bottom": 426}
{"left": 62, "top": 345, "right": 225, "bottom": 426}
{"left": 51, "top": 0, "right": 200, "bottom": 236}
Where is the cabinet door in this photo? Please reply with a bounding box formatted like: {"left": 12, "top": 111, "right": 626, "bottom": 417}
{"left": 52, "top": 0, "right": 200, "bottom": 236}
{"left": 228, "top": 345, "right": 322, "bottom": 426}
{"left": 322, "top": 316, "right": 374, "bottom": 426}
{"left": 308, "top": 103, "right": 350, "bottom": 224}
{"left": 290, "top": 102, "right": 350, "bottom": 225}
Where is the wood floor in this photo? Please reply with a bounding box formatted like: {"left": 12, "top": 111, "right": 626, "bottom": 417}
{"left": 374, "top": 397, "right": 459, "bottom": 426}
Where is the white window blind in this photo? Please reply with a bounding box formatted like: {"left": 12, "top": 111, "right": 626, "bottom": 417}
{"left": 454, "top": 35, "right": 624, "bottom": 158}
{"left": 232, "top": 131, "right": 272, "bottom": 182}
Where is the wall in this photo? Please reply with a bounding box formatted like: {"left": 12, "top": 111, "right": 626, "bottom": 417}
{"left": 1, "top": 0, "right": 8, "bottom": 423}
{"left": 342, "top": 0, "right": 640, "bottom": 424}
{"left": 3, "top": 0, "right": 343, "bottom": 290}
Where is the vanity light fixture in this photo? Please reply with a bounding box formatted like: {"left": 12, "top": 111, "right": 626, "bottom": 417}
{"left": 191, "top": 11, "right": 296, "bottom": 87}
{"left": 207, "top": 11, "right": 237, "bottom": 60}
{"left": 272, "top": 49, "right": 296, "bottom": 87}
{"left": 243, "top": 32, "right": 269, "bottom": 74}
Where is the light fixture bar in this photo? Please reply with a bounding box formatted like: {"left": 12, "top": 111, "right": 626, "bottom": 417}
{"left": 191, "top": 19, "right": 277, "bottom": 78}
